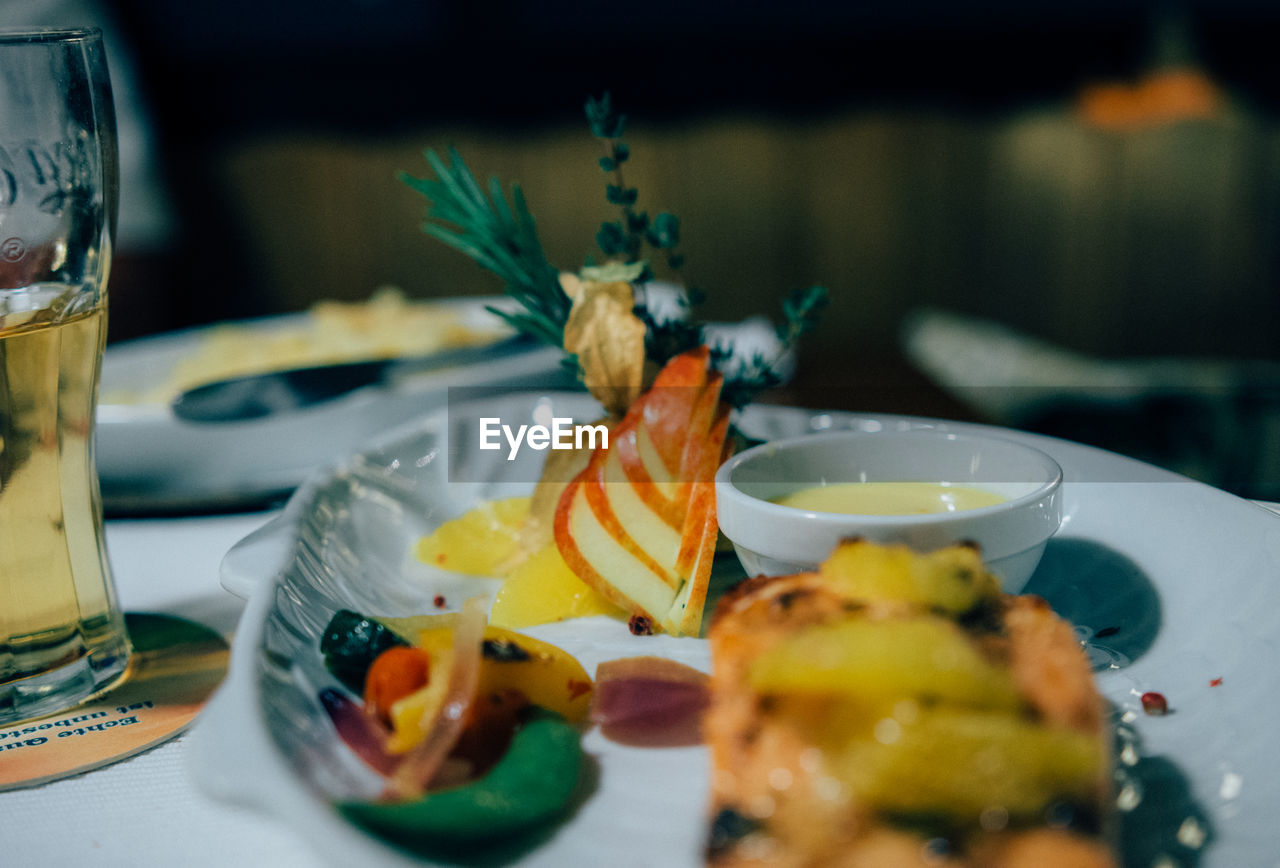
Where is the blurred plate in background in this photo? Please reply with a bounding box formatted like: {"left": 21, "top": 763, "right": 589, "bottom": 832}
{"left": 95, "top": 286, "right": 787, "bottom": 515}
{"left": 96, "top": 297, "right": 572, "bottom": 514}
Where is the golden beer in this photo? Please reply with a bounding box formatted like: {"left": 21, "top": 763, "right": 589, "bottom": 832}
{"left": 0, "top": 286, "right": 130, "bottom": 723}
{"left": 1, "top": 27, "right": 129, "bottom": 723}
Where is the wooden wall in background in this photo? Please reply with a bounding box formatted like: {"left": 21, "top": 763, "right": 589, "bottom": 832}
{"left": 206, "top": 102, "right": 1280, "bottom": 365}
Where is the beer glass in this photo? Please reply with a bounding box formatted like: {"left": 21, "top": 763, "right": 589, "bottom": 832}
{"left": 0, "top": 27, "right": 130, "bottom": 724}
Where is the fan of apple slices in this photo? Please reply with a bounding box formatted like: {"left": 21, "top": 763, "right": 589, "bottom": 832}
{"left": 554, "top": 346, "right": 731, "bottom": 636}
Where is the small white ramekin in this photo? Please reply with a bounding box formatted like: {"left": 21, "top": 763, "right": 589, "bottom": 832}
{"left": 714, "top": 428, "right": 1063, "bottom": 592}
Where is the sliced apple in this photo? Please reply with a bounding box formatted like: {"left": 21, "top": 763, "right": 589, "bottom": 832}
{"left": 638, "top": 346, "right": 712, "bottom": 474}
{"left": 664, "top": 404, "right": 730, "bottom": 635}
{"left": 674, "top": 383, "right": 728, "bottom": 578}
{"left": 664, "top": 479, "right": 722, "bottom": 635}
{"left": 614, "top": 418, "right": 684, "bottom": 526}
{"left": 555, "top": 473, "right": 680, "bottom": 619}
{"left": 553, "top": 347, "right": 730, "bottom": 636}
{"left": 600, "top": 443, "right": 683, "bottom": 570}
{"left": 615, "top": 346, "right": 714, "bottom": 522}
{"left": 582, "top": 447, "right": 682, "bottom": 590}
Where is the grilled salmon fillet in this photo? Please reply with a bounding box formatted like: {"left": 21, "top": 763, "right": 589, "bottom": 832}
{"left": 704, "top": 540, "right": 1115, "bottom": 867}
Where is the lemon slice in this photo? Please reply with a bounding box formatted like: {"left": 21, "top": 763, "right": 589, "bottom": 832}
{"left": 415, "top": 497, "right": 532, "bottom": 576}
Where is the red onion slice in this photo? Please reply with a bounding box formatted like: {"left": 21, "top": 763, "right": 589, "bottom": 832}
{"left": 387, "top": 596, "right": 488, "bottom": 797}
{"left": 590, "top": 657, "right": 710, "bottom": 747}
{"left": 319, "top": 688, "right": 400, "bottom": 776}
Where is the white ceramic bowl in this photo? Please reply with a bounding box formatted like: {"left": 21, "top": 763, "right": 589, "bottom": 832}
{"left": 714, "top": 428, "right": 1063, "bottom": 591}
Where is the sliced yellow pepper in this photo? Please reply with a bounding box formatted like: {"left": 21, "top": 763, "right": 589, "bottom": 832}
{"left": 385, "top": 621, "right": 592, "bottom": 754}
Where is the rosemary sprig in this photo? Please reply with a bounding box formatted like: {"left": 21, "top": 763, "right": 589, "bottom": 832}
{"left": 399, "top": 148, "right": 570, "bottom": 347}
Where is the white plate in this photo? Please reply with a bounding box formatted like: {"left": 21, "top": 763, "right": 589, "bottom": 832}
{"left": 190, "top": 392, "right": 1280, "bottom": 867}
{"left": 96, "top": 300, "right": 572, "bottom": 513}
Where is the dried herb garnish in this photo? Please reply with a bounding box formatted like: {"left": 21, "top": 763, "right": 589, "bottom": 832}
{"left": 401, "top": 94, "right": 827, "bottom": 408}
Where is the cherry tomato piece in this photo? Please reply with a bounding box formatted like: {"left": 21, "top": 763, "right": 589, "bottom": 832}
{"left": 364, "top": 646, "right": 431, "bottom": 724}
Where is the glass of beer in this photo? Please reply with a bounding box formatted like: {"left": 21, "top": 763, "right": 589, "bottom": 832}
{"left": 0, "top": 27, "right": 131, "bottom": 724}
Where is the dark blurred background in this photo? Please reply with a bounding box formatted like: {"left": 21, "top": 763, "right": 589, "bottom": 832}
{"left": 51, "top": 0, "right": 1280, "bottom": 496}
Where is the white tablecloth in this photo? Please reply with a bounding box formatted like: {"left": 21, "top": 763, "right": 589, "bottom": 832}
{"left": 0, "top": 510, "right": 326, "bottom": 868}
{"left": 7, "top": 501, "right": 1278, "bottom": 867}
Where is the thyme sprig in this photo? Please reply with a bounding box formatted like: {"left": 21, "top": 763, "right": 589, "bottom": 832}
{"left": 717, "top": 285, "right": 829, "bottom": 408}
{"left": 587, "top": 93, "right": 704, "bottom": 370}
{"left": 587, "top": 93, "right": 683, "bottom": 278}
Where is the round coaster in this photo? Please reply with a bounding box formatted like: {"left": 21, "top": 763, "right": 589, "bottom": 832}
{"left": 0, "top": 613, "right": 229, "bottom": 791}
